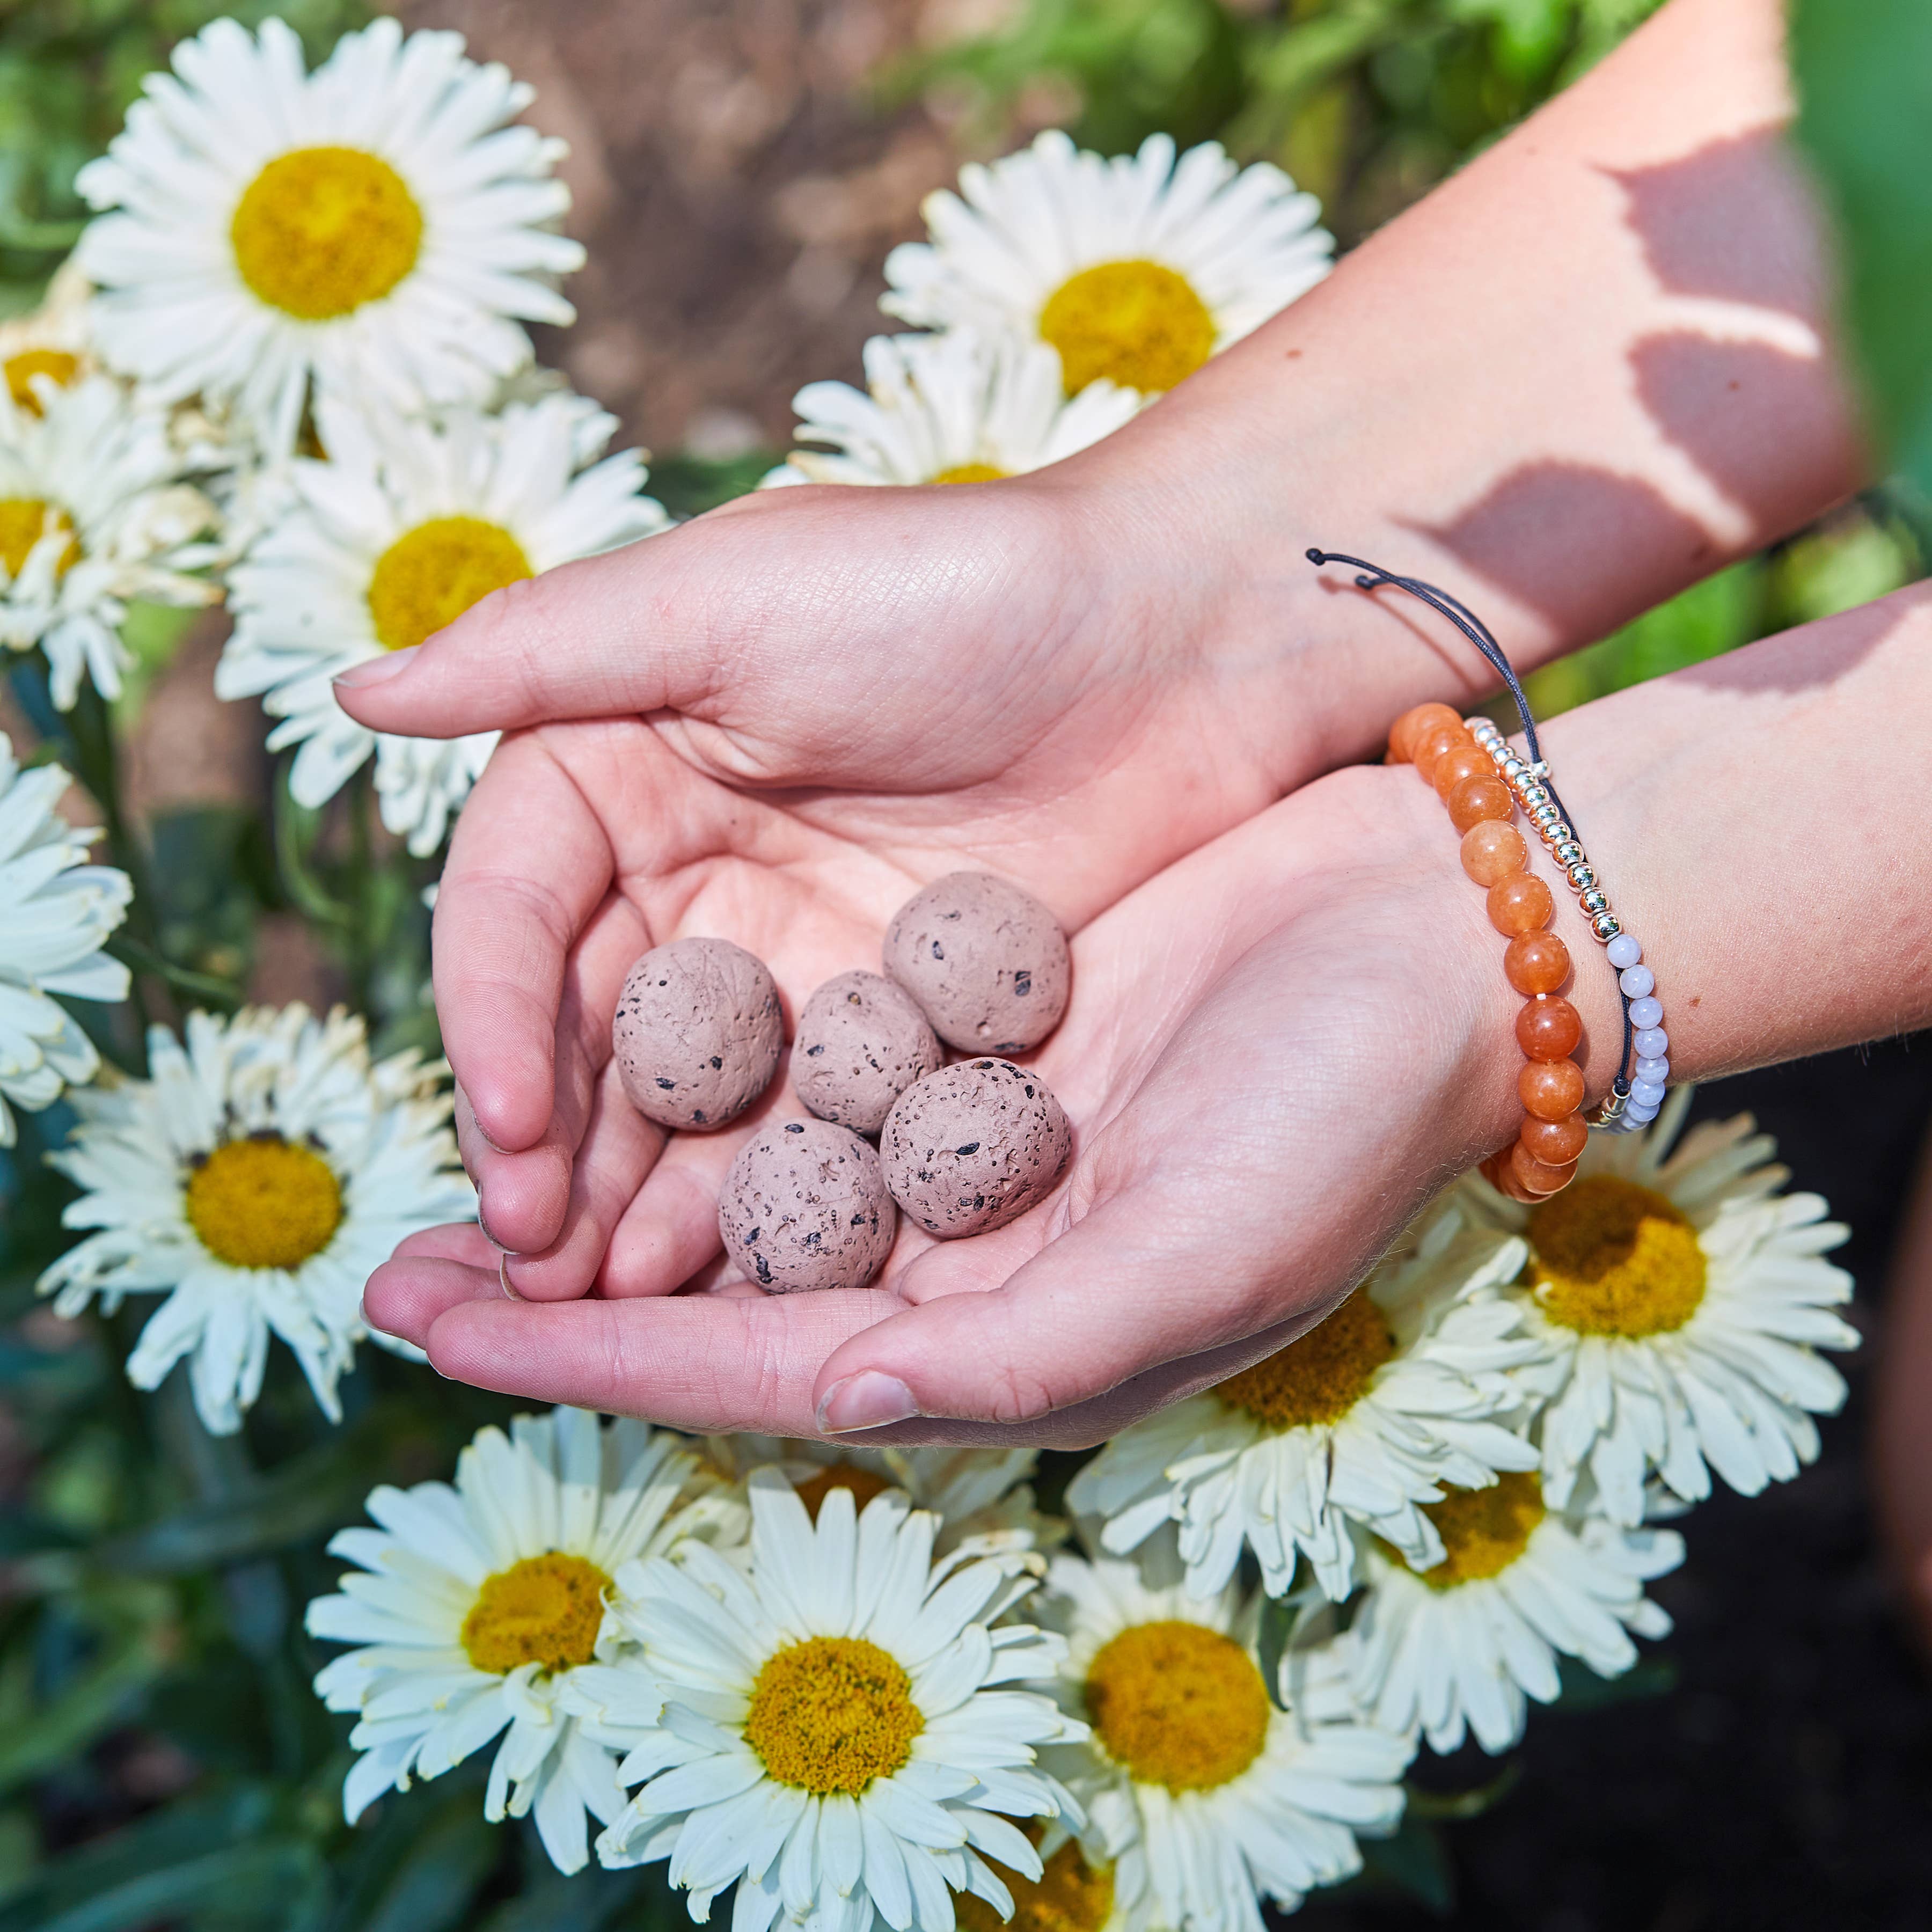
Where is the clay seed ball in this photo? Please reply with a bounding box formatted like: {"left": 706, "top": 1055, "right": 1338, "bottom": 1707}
{"left": 793, "top": 970, "right": 943, "bottom": 1136}
{"left": 719, "top": 1118, "right": 897, "bottom": 1293}
{"left": 882, "top": 871, "right": 1070, "bottom": 1055}
{"left": 612, "top": 937, "right": 784, "bottom": 1132}
{"left": 880, "top": 1058, "right": 1072, "bottom": 1239}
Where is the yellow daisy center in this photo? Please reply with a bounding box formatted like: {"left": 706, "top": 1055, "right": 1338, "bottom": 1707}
{"left": 1528, "top": 1175, "right": 1707, "bottom": 1337}
{"left": 744, "top": 1636, "right": 924, "bottom": 1796}
{"left": 1213, "top": 1287, "right": 1395, "bottom": 1430}
{"left": 365, "top": 516, "right": 533, "bottom": 652}
{"left": 0, "top": 499, "right": 79, "bottom": 581}
{"left": 182, "top": 1135, "right": 344, "bottom": 1271}
{"left": 460, "top": 1553, "right": 612, "bottom": 1675}
{"left": 931, "top": 463, "right": 1008, "bottom": 485}
{"left": 957, "top": 1829, "right": 1116, "bottom": 1932}
{"left": 1085, "top": 1620, "right": 1270, "bottom": 1792}
{"left": 230, "top": 145, "right": 424, "bottom": 321}
{"left": 5, "top": 349, "right": 79, "bottom": 414}
{"left": 792, "top": 1462, "right": 897, "bottom": 1523}
{"left": 1038, "top": 260, "right": 1216, "bottom": 396}
{"left": 1414, "top": 1472, "right": 1547, "bottom": 1590}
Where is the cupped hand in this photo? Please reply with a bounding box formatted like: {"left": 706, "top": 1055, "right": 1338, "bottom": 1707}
{"left": 334, "top": 457, "right": 1365, "bottom": 1274}
{"left": 363, "top": 758, "right": 1596, "bottom": 1445}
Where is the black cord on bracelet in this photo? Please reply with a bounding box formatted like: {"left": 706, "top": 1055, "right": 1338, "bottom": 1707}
{"left": 1305, "top": 548, "right": 1635, "bottom": 1109}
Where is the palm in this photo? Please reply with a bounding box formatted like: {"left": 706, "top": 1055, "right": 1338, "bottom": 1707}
{"left": 369, "top": 759, "right": 1511, "bottom": 1445}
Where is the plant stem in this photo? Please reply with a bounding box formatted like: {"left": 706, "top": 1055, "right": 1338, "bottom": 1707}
{"left": 273, "top": 769, "right": 355, "bottom": 931}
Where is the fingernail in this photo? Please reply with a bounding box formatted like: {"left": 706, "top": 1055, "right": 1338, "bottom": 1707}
{"left": 333, "top": 646, "right": 419, "bottom": 690}
{"left": 817, "top": 1372, "right": 920, "bottom": 1435}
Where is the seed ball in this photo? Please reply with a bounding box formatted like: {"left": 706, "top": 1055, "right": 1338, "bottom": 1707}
{"left": 882, "top": 872, "right": 1070, "bottom": 1054}
{"left": 612, "top": 938, "right": 784, "bottom": 1132}
{"left": 792, "top": 970, "right": 943, "bottom": 1136}
{"left": 719, "top": 1119, "right": 897, "bottom": 1293}
{"left": 880, "top": 1058, "right": 1072, "bottom": 1239}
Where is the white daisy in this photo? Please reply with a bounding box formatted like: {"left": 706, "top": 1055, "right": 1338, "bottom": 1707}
{"left": 75, "top": 17, "right": 583, "bottom": 455}
{"left": 1350, "top": 1472, "right": 1682, "bottom": 1757}
{"left": 37, "top": 1003, "right": 475, "bottom": 1434}
{"left": 219, "top": 390, "right": 666, "bottom": 854}
{"left": 0, "top": 372, "right": 220, "bottom": 707}
{"left": 1041, "top": 1554, "right": 1411, "bottom": 1932}
{"left": 706, "top": 1435, "right": 1056, "bottom": 1565}
{"left": 586, "top": 1473, "right": 1085, "bottom": 1930}
{"left": 1066, "top": 1211, "right": 1543, "bottom": 1601}
{"left": 307, "top": 1408, "right": 744, "bottom": 1875}
{"left": 762, "top": 329, "right": 1141, "bottom": 489}
{"left": 0, "top": 259, "right": 98, "bottom": 414}
{"left": 1461, "top": 1090, "right": 1858, "bottom": 1526}
{"left": 0, "top": 733, "right": 130, "bottom": 1144}
{"left": 881, "top": 131, "right": 1331, "bottom": 398}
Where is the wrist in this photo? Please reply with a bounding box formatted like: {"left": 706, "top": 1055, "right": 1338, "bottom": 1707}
{"left": 1301, "top": 759, "right": 1627, "bottom": 1187}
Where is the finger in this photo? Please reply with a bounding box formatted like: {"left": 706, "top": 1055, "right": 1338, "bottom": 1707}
{"left": 414, "top": 1266, "right": 1308, "bottom": 1449}
{"left": 809, "top": 1174, "right": 1322, "bottom": 1437}
{"left": 504, "top": 1056, "right": 665, "bottom": 1300}
{"left": 364, "top": 1253, "right": 508, "bottom": 1351}
{"left": 433, "top": 735, "right": 616, "bottom": 1153}
{"left": 420, "top": 1286, "right": 903, "bottom": 1433}
{"left": 454, "top": 879, "right": 651, "bottom": 1256}
{"left": 391, "top": 1221, "right": 499, "bottom": 1268}
{"left": 330, "top": 512, "right": 749, "bottom": 739}
{"left": 598, "top": 1129, "right": 735, "bottom": 1298}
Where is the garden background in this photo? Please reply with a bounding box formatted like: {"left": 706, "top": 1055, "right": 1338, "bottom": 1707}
{"left": 0, "top": 1, "right": 1928, "bottom": 1927}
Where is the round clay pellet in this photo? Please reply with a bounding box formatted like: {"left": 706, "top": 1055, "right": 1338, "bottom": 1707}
{"left": 792, "top": 971, "right": 943, "bottom": 1136}
{"left": 880, "top": 1058, "right": 1072, "bottom": 1239}
{"left": 719, "top": 1119, "right": 897, "bottom": 1293}
{"left": 612, "top": 938, "right": 784, "bottom": 1132}
{"left": 882, "top": 872, "right": 1070, "bottom": 1054}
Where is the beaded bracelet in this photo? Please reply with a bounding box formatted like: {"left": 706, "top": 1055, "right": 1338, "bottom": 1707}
{"left": 1388, "top": 698, "right": 1589, "bottom": 1201}
{"left": 1306, "top": 549, "right": 1671, "bottom": 1191}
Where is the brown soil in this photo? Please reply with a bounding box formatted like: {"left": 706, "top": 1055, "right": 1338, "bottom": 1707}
{"left": 399, "top": 0, "right": 998, "bottom": 455}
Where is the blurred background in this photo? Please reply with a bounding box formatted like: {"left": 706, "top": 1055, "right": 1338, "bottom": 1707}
{"left": 0, "top": 2, "right": 1928, "bottom": 1928}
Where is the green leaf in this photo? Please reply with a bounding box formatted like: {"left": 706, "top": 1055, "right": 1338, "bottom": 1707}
{"left": 1552, "top": 1651, "right": 1678, "bottom": 1711}
{"left": 342, "top": 1792, "right": 500, "bottom": 1932}
{"left": 4, "top": 1842, "right": 326, "bottom": 1932}
{"left": 1404, "top": 1758, "right": 1521, "bottom": 1820}
{"left": 1255, "top": 1590, "right": 1293, "bottom": 1711}
{"left": 472, "top": 1866, "right": 665, "bottom": 1932}
{"left": 1792, "top": 0, "right": 1932, "bottom": 497}
{"left": 0, "top": 1628, "right": 166, "bottom": 1797}
{"left": 92, "top": 1405, "right": 407, "bottom": 1575}
{"left": 1357, "top": 1812, "right": 1456, "bottom": 1914}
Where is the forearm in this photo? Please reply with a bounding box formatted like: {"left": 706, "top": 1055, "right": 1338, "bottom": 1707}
{"left": 1075, "top": 0, "right": 1865, "bottom": 787}
{"left": 1443, "top": 580, "right": 1932, "bottom": 1167}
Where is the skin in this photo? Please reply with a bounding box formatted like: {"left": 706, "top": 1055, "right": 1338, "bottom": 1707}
{"left": 341, "top": 0, "right": 1893, "bottom": 1444}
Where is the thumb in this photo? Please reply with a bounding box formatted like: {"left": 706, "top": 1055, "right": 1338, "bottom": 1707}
{"left": 330, "top": 506, "right": 759, "bottom": 739}
{"left": 811, "top": 1184, "right": 1337, "bottom": 1442}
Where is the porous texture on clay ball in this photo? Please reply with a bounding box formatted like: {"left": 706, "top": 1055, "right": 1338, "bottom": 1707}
{"left": 719, "top": 1119, "right": 897, "bottom": 1293}
{"left": 612, "top": 938, "right": 784, "bottom": 1131}
{"left": 793, "top": 971, "right": 943, "bottom": 1135}
{"left": 882, "top": 872, "right": 1070, "bottom": 1054}
{"left": 880, "top": 1058, "right": 1072, "bottom": 1239}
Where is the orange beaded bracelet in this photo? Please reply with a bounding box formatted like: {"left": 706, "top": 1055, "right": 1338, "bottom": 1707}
{"left": 1389, "top": 699, "right": 1589, "bottom": 1204}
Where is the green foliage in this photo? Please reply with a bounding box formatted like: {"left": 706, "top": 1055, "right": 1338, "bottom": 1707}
{"left": 1516, "top": 497, "right": 1920, "bottom": 721}
{"left": 896, "top": 0, "right": 1665, "bottom": 241}
{"left": 1792, "top": 0, "right": 1932, "bottom": 502}
{"left": 0, "top": 0, "right": 373, "bottom": 306}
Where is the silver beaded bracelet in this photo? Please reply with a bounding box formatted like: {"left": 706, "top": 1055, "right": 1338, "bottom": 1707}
{"left": 1464, "top": 718, "right": 1665, "bottom": 1132}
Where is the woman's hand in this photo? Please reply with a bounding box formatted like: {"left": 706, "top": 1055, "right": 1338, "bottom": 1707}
{"left": 336, "top": 465, "right": 1373, "bottom": 1278}
{"left": 360, "top": 755, "right": 1569, "bottom": 1444}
